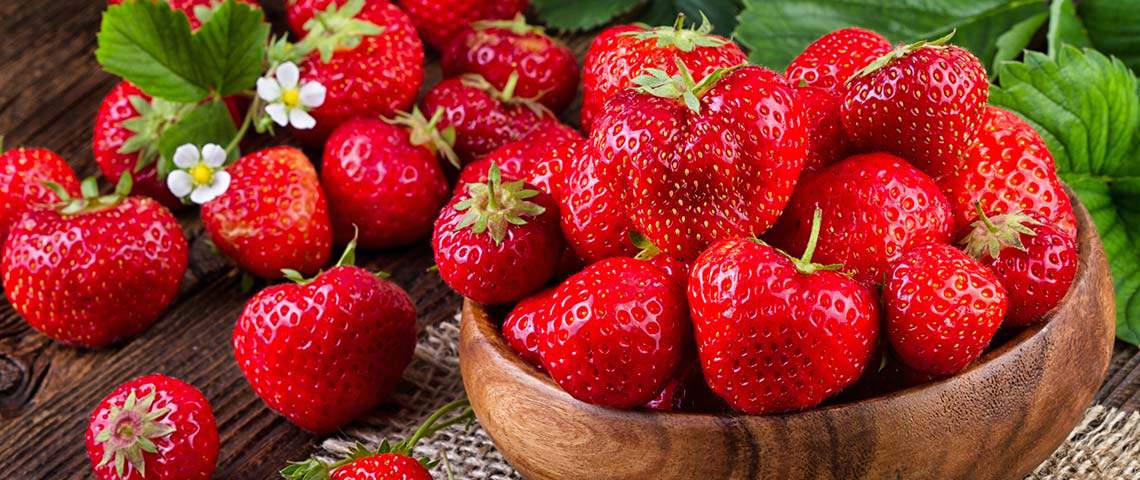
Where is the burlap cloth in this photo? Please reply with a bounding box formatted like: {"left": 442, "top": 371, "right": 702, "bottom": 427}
{"left": 318, "top": 312, "right": 1140, "bottom": 479}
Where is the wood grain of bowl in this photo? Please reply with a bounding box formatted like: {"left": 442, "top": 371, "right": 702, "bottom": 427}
{"left": 458, "top": 192, "right": 1115, "bottom": 480}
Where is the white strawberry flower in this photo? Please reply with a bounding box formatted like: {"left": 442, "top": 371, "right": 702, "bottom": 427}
{"left": 166, "top": 143, "right": 231, "bottom": 204}
{"left": 257, "top": 62, "right": 326, "bottom": 130}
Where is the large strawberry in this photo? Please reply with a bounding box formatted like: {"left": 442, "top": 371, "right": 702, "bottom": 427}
{"left": 785, "top": 27, "right": 892, "bottom": 90}
{"left": 442, "top": 14, "right": 579, "bottom": 113}
{"left": 398, "top": 0, "right": 527, "bottom": 51}
{"left": 884, "top": 243, "right": 1008, "bottom": 376}
{"left": 201, "top": 147, "right": 332, "bottom": 279}
{"left": 433, "top": 163, "right": 563, "bottom": 305}
{"left": 456, "top": 122, "right": 581, "bottom": 202}
{"left": 2, "top": 175, "right": 187, "bottom": 347}
{"left": 233, "top": 239, "right": 417, "bottom": 433}
{"left": 321, "top": 109, "right": 452, "bottom": 249}
{"left": 842, "top": 34, "right": 989, "bottom": 178}
{"left": 108, "top": 0, "right": 258, "bottom": 30}
{"left": 688, "top": 210, "right": 880, "bottom": 414}
{"left": 0, "top": 142, "right": 80, "bottom": 247}
{"left": 938, "top": 106, "right": 1077, "bottom": 239}
{"left": 541, "top": 257, "right": 689, "bottom": 408}
{"left": 580, "top": 13, "right": 746, "bottom": 132}
{"left": 86, "top": 374, "right": 218, "bottom": 480}
{"left": 768, "top": 152, "right": 954, "bottom": 286}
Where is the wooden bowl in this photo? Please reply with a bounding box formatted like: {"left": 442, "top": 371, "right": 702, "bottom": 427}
{"left": 458, "top": 194, "right": 1116, "bottom": 480}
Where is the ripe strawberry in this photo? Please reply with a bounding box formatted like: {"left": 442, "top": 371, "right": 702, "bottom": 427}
{"left": 541, "top": 257, "right": 689, "bottom": 408}
{"left": 842, "top": 34, "right": 989, "bottom": 178}
{"left": 456, "top": 122, "right": 581, "bottom": 202}
{"left": 421, "top": 73, "right": 558, "bottom": 163}
{"left": 398, "top": 0, "right": 527, "bottom": 51}
{"left": 432, "top": 164, "right": 563, "bottom": 305}
{"left": 442, "top": 14, "right": 579, "bottom": 113}
{"left": 2, "top": 175, "right": 187, "bottom": 347}
{"left": 938, "top": 106, "right": 1077, "bottom": 239}
{"left": 321, "top": 110, "right": 452, "bottom": 249}
{"left": 785, "top": 27, "right": 892, "bottom": 90}
{"left": 960, "top": 208, "right": 1077, "bottom": 326}
{"left": 234, "top": 239, "right": 417, "bottom": 433}
{"left": 0, "top": 142, "right": 80, "bottom": 246}
{"left": 502, "top": 287, "right": 555, "bottom": 369}
{"left": 688, "top": 210, "right": 880, "bottom": 414}
{"left": 559, "top": 148, "right": 638, "bottom": 263}
{"left": 108, "top": 0, "right": 258, "bottom": 30}
{"left": 643, "top": 358, "right": 723, "bottom": 413}
{"left": 581, "top": 13, "right": 746, "bottom": 132}
{"left": 884, "top": 243, "right": 1008, "bottom": 376}
{"left": 769, "top": 152, "right": 954, "bottom": 286}
{"left": 201, "top": 147, "right": 332, "bottom": 279}
{"left": 796, "top": 85, "right": 850, "bottom": 171}
{"left": 87, "top": 374, "right": 218, "bottom": 480}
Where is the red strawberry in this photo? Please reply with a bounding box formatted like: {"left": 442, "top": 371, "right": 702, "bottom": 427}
{"left": 502, "top": 287, "right": 555, "bottom": 369}
{"left": 233, "top": 240, "right": 417, "bottom": 433}
{"left": 769, "top": 152, "right": 954, "bottom": 286}
{"left": 108, "top": 0, "right": 258, "bottom": 30}
{"left": 86, "top": 374, "right": 218, "bottom": 480}
{"left": 455, "top": 122, "right": 581, "bottom": 202}
{"left": 842, "top": 34, "right": 989, "bottom": 178}
{"left": 2, "top": 176, "right": 187, "bottom": 347}
{"left": 0, "top": 142, "right": 80, "bottom": 246}
{"left": 884, "top": 243, "right": 1008, "bottom": 376}
{"left": 398, "top": 0, "right": 527, "bottom": 51}
{"left": 643, "top": 358, "right": 722, "bottom": 413}
{"left": 421, "top": 74, "right": 558, "bottom": 163}
{"left": 796, "top": 85, "right": 850, "bottom": 171}
{"left": 581, "top": 13, "right": 746, "bottom": 132}
{"left": 688, "top": 210, "right": 880, "bottom": 414}
{"left": 960, "top": 208, "right": 1077, "bottom": 326}
{"left": 938, "top": 106, "right": 1077, "bottom": 239}
{"left": 432, "top": 164, "right": 564, "bottom": 305}
{"left": 559, "top": 147, "right": 638, "bottom": 263}
{"left": 201, "top": 147, "right": 332, "bottom": 279}
{"left": 541, "top": 257, "right": 689, "bottom": 408}
{"left": 442, "top": 14, "right": 579, "bottom": 113}
{"left": 321, "top": 110, "right": 452, "bottom": 249}
{"left": 785, "top": 27, "right": 892, "bottom": 90}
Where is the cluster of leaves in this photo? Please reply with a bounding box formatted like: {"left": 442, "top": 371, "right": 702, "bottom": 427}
{"left": 532, "top": 0, "right": 740, "bottom": 35}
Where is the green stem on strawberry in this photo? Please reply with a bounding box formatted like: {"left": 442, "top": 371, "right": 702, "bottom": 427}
{"left": 631, "top": 59, "right": 741, "bottom": 114}
{"left": 620, "top": 12, "right": 729, "bottom": 52}
{"left": 630, "top": 231, "right": 662, "bottom": 261}
{"left": 44, "top": 172, "right": 133, "bottom": 216}
{"left": 974, "top": 202, "right": 999, "bottom": 233}
{"left": 849, "top": 30, "right": 956, "bottom": 83}
{"left": 783, "top": 207, "right": 844, "bottom": 275}
{"left": 960, "top": 202, "right": 1041, "bottom": 259}
{"left": 383, "top": 107, "right": 460, "bottom": 168}
{"left": 453, "top": 162, "right": 546, "bottom": 245}
{"left": 459, "top": 72, "right": 550, "bottom": 117}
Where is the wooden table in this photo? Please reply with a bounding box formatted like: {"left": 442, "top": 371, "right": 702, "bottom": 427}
{"left": 0, "top": 1, "right": 1137, "bottom": 478}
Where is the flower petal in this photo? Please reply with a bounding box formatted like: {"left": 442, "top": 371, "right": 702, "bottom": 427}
{"left": 256, "top": 77, "right": 281, "bottom": 102}
{"left": 299, "top": 81, "right": 327, "bottom": 108}
{"left": 201, "top": 144, "right": 227, "bottom": 167}
{"left": 289, "top": 108, "right": 317, "bottom": 130}
{"left": 172, "top": 144, "right": 200, "bottom": 169}
{"left": 166, "top": 171, "right": 194, "bottom": 198}
{"left": 208, "top": 170, "right": 231, "bottom": 196}
{"left": 189, "top": 185, "right": 217, "bottom": 205}
{"left": 275, "top": 62, "right": 300, "bottom": 89}
{"left": 265, "top": 103, "right": 289, "bottom": 126}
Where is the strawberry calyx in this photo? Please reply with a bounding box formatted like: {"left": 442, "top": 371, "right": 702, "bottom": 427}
{"left": 472, "top": 13, "right": 544, "bottom": 36}
{"left": 93, "top": 385, "right": 177, "bottom": 478}
{"left": 632, "top": 59, "right": 740, "bottom": 114}
{"left": 960, "top": 203, "right": 1042, "bottom": 260}
{"left": 621, "top": 12, "right": 729, "bottom": 52}
{"left": 384, "top": 107, "right": 460, "bottom": 168}
{"left": 292, "top": 0, "right": 385, "bottom": 63}
{"left": 848, "top": 30, "right": 956, "bottom": 83}
{"left": 120, "top": 95, "right": 194, "bottom": 172}
{"left": 454, "top": 162, "right": 546, "bottom": 245}
{"left": 44, "top": 172, "right": 133, "bottom": 215}
{"left": 459, "top": 72, "right": 551, "bottom": 117}
{"left": 781, "top": 207, "right": 844, "bottom": 275}
{"left": 630, "top": 231, "right": 663, "bottom": 261}
{"left": 282, "top": 229, "right": 390, "bottom": 284}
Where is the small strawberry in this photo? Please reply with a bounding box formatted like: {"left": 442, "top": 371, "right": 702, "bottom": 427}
{"left": 2, "top": 175, "right": 187, "bottom": 347}
{"left": 785, "top": 27, "right": 892, "bottom": 90}
{"left": 884, "top": 243, "right": 1008, "bottom": 376}
{"left": 321, "top": 109, "right": 452, "bottom": 249}
{"left": 455, "top": 122, "right": 581, "bottom": 202}
{"left": 234, "top": 238, "right": 417, "bottom": 433}
{"left": 960, "top": 207, "right": 1077, "bottom": 327}
{"left": 108, "top": 0, "right": 259, "bottom": 30}
{"left": 398, "top": 0, "right": 527, "bottom": 51}
{"left": 501, "top": 287, "right": 555, "bottom": 369}
{"left": 938, "top": 106, "right": 1077, "bottom": 239}
{"left": 580, "top": 13, "right": 746, "bottom": 132}
{"left": 842, "top": 33, "right": 989, "bottom": 178}
{"left": 0, "top": 141, "right": 80, "bottom": 247}
{"left": 541, "top": 256, "right": 689, "bottom": 408}
{"left": 86, "top": 374, "right": 218, "bottom": 480}
{"left": 442, "top": 14, "right": 579, "bottom": 113}
{"left": 768, "top": 152, "right": 954, "bottom": 286}
{"left": 201, "top": 147, "right": 332, "bottom": 279}
{"left": 432, "top": 163, "right": 564, "bottom": 305}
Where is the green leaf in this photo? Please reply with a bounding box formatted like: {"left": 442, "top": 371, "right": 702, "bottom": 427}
{"left": 532, "top": 0, "right": 641, "bottom": 31}
{"left": 990, "top": 46, "right": 1140, "bottom": 344}
{"left": 1046, "top": 0, "right": 1091, "bottom": 56}
{"left": 156, "top": 100, "right": 238, "bottom": 179}
{"left": 1078, "top": 0, "right": 1140, "bottom": 73}
{"left": 192, "top": 0, "right": 270, "bottom": 96}
{"left": 637, "top": 0, "right": 741, "bottom": 35}
{"left": 735, "top": 0, "right": 1048, "bottom": 72}
{"left": 993, "top": 12, "right": 1047, "bottom": 66}
{"left": 96, "top": 0, "right": 209, "bottom": 102}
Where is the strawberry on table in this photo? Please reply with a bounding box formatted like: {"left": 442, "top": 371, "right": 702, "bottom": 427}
{"left": 455, "top": 122, "right": 582, "bottom": 202}
{"left": 785, "top": 27, "right": 892, "bottom": 90}
{"left": 0, "top": 141, "right": 80, "bottom": 248}
{"left": 398, "top": 0, "right": 527, "bottom": 51}
{"left": 86, "top": 374, "right": 218, "bottom": 480}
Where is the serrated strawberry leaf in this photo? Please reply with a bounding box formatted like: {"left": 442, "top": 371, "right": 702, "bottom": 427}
{"left": 993, "top": 12, "right": 1047, "bottom": 66}
{"left": 96, "top": 0, "right": 208, "bottom": 102}
{"left": 532, "top": 0, "right": 641, "bottom": 32}
{"left": 1047, "top": 0, "right": 1091, "bottom": 56}
{"left": 192, "top": 0, "right": 269, "bottom": 97}
{"left": 156, "top": 100, "right": 238, "bottom": 179}
{"left": 991, "top": 46, "right": 1140, "bottom": 344}
{"left": 1079, "top": 0, "right": 1140, "bottom": 74}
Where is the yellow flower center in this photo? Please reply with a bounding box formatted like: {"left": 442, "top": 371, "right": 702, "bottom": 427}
{"left": 281, "top": 88, "right": 301, "bottom": 108}
{"left": 190, "top": 163, "right": 214, "bottom": 186}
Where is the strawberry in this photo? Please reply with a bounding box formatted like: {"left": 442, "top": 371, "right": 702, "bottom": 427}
{"left": 421, "top": 73, "right": 557, "bottom": 163}
{"left": 541, "top": 256, "right": 689, "bottom": 408}
{"left": 501, "top": 287, "right": 555, "bottom": 369}
{"left": 643, "top": 357, "right": 722, "bottom": 413}
{"left": 398, "top": 0, "right": 527, "bottom": 51}
{"left": 960, "top": 208, "right": 1078, "bottom": 327}
{"left": 785, "top": 27, "right": 892, "bottom": 90}
{"left": 796, "top": 85, "right": 850, "bottom": 171}
{"left": 2, "top": 175, "right": 187, "bottom": 347}
{"left": 108, "top": 0, "right": 258, "bottom": 30}
{"left": 321, "top": 109, "right": 452, "bottom": 249}
{"left": 233, "top": 239, "right": 417, "bottom": 433}
{"left": 559, "top": 147, "right": 638, "bottom": 263}
{"left": 938, "top": 106, "right": 1077, "bottom": 239}
{"left": 842, "top": 34, "right": 989, "bottom": 178}
{"left": 201, "top": 147, "right": 332, "bottom": 279}
{"left": 884, "top": 243, "right": 1008, "bottom": 376}
{"left": 0, "top": 141, "right": 80, "bottom": 247}
{"left": 86, "top": 374, "right": 218, "bottom": 480}
{"left": 441, "top": 14, "right": 579, "bottom": 113}
{"left": 769, "top": 152, "right": 954, "bottom": 286}
{"left": 688, "top": 210, "right": 880, "bottom": 414}
{"left": 455, "top": 122, "right": 581, "bottom": 202}
{"left": 432, "top": 164, "right": 563, "bottom": 305}
{"left": 581, "top": 13, "right": 746, "bottom": 133}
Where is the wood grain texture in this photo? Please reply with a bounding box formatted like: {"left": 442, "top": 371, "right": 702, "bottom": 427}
{"left": 460, "top": 192, "right": 1117, "bottom": 480}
